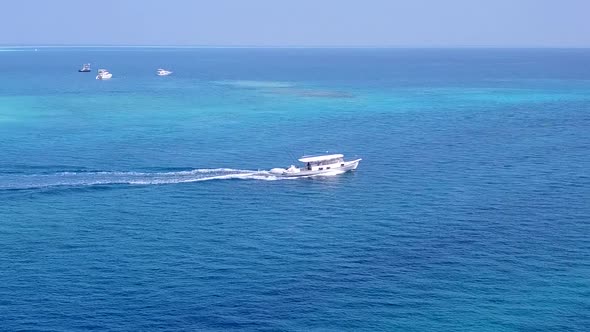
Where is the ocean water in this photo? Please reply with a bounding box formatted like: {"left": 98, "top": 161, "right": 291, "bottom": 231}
{"left": 0, "top": 48, "right": 589, "bottom": 331}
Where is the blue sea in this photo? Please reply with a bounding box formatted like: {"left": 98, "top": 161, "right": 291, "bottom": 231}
{"left": 0, "top": 48, "right": 589, "bottom": 331}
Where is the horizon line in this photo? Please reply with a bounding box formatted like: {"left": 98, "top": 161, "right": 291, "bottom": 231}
{"left": 1, "top": 44, "right": 590, "bottom": 50}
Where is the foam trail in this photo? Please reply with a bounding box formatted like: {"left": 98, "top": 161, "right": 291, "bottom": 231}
{"left": 0, "top": 168, "right": 280, "bottom": 190}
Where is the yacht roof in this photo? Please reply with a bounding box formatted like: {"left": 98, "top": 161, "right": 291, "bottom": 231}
{"left": 298, "top": 154, "right": 344, "bottom": 163}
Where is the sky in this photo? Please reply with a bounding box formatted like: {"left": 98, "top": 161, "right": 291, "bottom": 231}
{"left": 1, "top": 0, "right": 589, "bottom": 47}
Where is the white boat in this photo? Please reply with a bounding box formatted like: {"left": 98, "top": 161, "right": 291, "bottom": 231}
{"left": 270, "top": 154, "right": 361, "bottom": 178}
{"left": 96, "top": 69, "right": 112, "bottom": 80}
{"left": 156, "top": 68, "right": 172, "bottom": 76}
{"left": 78, "top": 63, "right": 91, "bottom": 72}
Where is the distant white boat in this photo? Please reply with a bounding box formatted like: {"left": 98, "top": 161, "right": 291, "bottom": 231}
{"left": 270, "top": 154, "right": 361, "bottom": 178}
{"left": 96, "top": 69, "right": 112, "bottom": 80}
{"left": 156, "top": 68, "right": 172, "bottom": 76}
{"left": 78, "top": 63, "right": 91, "bottom": 72}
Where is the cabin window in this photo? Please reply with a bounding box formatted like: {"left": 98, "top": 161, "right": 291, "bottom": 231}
{"left": 319, "top": 167, "right": 323, "bottom": 170}
{"left": 341, "top": 163, "right": 345, "bottom": 166}
{"left": 327, "top": 167, "right": 331, "bottom": 169}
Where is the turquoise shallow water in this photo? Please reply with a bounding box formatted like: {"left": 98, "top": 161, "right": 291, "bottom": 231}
{"left": 0, "top": 48, "right": 589, "bottom": 331}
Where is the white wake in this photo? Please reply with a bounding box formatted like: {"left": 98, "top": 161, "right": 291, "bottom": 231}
{"left": 0, "top": 168, "right": 281, "bottom": 190}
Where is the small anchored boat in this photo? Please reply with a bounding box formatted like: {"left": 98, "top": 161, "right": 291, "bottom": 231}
{"left": 96, "top": 69, "right": 112, "bottom": 80}
{"left": 78, "top": 63, "right": 91, "bottom": 72}
{"left": 156, "top": 68, "right": 172, "bottom": 76}
{"left": 270, "top": 154, "right": 361, "bottom": 178}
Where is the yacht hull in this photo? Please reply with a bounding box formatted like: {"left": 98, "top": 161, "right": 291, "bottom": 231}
{"left": 274, "top": 159, "right": 361, "bottom": 178}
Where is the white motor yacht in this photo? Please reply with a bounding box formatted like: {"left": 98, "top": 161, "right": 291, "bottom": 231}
{"left": 270, "top": 154, "right": 361, "bottom": 178}
{"left": 96, "top": 69, "right": 113, "bottom": 80}
{"left": 78, "top": 63, "right": 91, "bottom": 72}
{"left": 156, "top": 68, "right": 172, "bottom": 76}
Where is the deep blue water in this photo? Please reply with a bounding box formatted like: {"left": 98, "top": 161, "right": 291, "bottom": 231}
{"left": 0, "top": 48, "right": 589, "bottom": 331}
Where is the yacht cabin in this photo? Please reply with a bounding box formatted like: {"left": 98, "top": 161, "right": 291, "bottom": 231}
{"left": 298, "top": 154, "right": 345, "bottom": 171}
